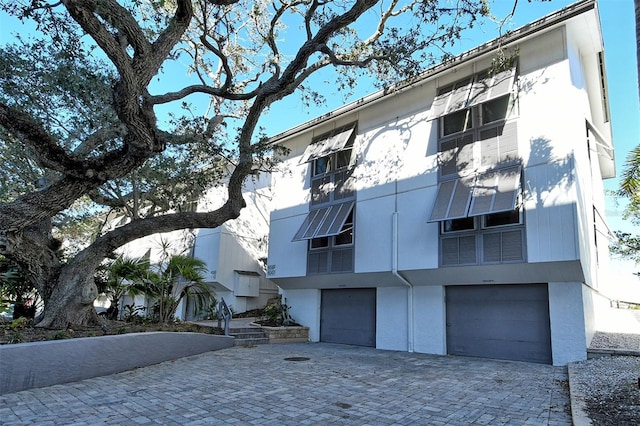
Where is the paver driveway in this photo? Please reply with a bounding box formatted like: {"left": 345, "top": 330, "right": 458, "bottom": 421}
{"left": 0, "top": 343, "right": 572, "bottom": 425}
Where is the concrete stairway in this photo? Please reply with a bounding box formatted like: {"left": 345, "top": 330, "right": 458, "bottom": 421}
{"left": 230, "top": 326, "right": 269, "bottom": 346}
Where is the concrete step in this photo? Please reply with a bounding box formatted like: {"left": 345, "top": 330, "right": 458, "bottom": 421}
{"left": 230, "top": 326, "right": 269, "bottom": 346}
{"left": 230, "top": 327, "right": 262, "bottom": 333}
{"left": 231, "top": 331, "right": 267, "bottom": 339}
{"left": 233, "top": 337, "right": 270, "bottom": 346}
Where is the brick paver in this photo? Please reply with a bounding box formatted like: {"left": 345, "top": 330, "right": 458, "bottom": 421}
{"left": 0, "top": 343, "right": 572, "bottom": 425}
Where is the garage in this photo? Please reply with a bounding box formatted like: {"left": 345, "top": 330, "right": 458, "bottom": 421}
{"left": 446, "top": 284, "right": 552, "bottom": 364}
{"left": 320, "top": 288, "right": 376, "bottom": 347}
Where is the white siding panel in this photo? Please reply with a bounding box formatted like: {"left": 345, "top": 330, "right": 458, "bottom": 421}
{"left": 267, "top": 216, "right": 309, "bottom": 278}
{"left": 397, "top": 186, "right": 440, "bottom": 271}
{"left": 524, "top": 163, "right": 578, "bottom": 263}
{"left": 355, "top": 111, "right": 434, "bottom": 198}
{"left": 357, "top": 81, "right": 434, "bottom": 133}
{"left": 355, "top": 196, "right": 394, "bottom": 273}
{"left": 376, "top": 287, "right": 409, "bottom": 351}
{"left": 412, "top": 286, "right": 446, "bottom": 355}
{"left": 192, "top": 229, "right": 221, "bottom": 282}
{"left": 548, "top": 282, "right": 586, "bottom": 365}
{"left": 282, "top": 289, "right": 321, "bottom": 342}
{"left": 519, "top": 27, "right": 566, "bottom": 74}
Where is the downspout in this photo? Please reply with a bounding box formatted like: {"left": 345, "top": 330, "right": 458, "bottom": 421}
{"left": 392, "top": 210, "right": 414, "bottom": 353}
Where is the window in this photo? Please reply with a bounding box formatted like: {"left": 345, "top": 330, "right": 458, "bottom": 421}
{"left": 442, "top": 109, "right": 472, "bottom": 136}
{"left": 438, "top": 94, "right": 516, "bottom": 179}
{"left": 443, "top": 217, "right": 475, "bottom": 233}
{"left": 481, "top": 95, "right": 510, "bottom": 125}
{"left": 431, "top": 66, "right": 524, "bottom": 267}
{"left": 312, "top": 148, "right": 353, "bottom": 177}
{"left": 308, "top": 209, "right": 355, "bottom": 274}
{"left": 439, "top": 213, "right": 525, "bottom": 266}
{"left": 484, "top": 210, "right": 521, "bottom": 228}
{"left": 297, "top": 123, "right": 358, "bottom": 275}
{"left": 430, "top": 167, "right": 524, "bottom": 267}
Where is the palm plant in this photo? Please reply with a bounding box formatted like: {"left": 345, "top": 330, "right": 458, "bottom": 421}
{"left": 142, "top": 255, "right": 212, "bottom": 324}
{"left": 101, "top": 256, "right": 149, "bottom": 320}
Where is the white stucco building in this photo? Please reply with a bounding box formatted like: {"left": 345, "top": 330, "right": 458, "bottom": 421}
{"left": 116, "top": 173, "right": 278, "bottom": 319}
{"left": 266, "top": 0, "right": 614, "bottom": 365}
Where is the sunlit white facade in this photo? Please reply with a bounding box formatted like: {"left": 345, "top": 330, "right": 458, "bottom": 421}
{"left": 266, "top": 0, "right": 614, "bottom": 365}
{"left": 116, "top": 173, "right": 278, "bottom": 319}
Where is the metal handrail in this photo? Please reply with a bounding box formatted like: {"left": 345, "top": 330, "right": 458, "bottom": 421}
{"left": 217, "top": 298, "right": 232, "bottom": 336}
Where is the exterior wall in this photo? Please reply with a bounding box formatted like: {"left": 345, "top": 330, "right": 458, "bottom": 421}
{"left": 376, "top": 286, "right": 409, "bottom": 351}
{"left": 281, "top": 289, "right": 321, "bottom": 342}
{"left": 412, "top": 285, "right": 446, "bottom": 355}
{"left": 548, "top": 282, "right": 587, "bottom": 365}
{"left": 192, "top": 228, "right": 221, "bottom": 283}
{"left": 518, "top": 31, "right": 581, "bottom": 265}
{"left": 267, "top": 210, "right": 308, "bottom": 278}
{"left": 191, "top": 175, "right": 278, "bottom": 314}
{"left": 267, "top": 5, "right": 612, "bottom": 365}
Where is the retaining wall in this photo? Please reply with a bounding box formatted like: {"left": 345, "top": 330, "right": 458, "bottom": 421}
{"left": 0, "top": 332, "right": 234, "bottom": 394}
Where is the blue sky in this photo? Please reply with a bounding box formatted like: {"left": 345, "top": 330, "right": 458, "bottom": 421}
{"left": 2, "top": 1, "right": 640, "bottom": 292}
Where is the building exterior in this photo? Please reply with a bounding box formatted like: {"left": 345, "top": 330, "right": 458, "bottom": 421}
{"left": 266, "top": 0, "right": 614, "bottom": 365}
{"left": 115, "top": 173, "right": 278, "bottom": 320}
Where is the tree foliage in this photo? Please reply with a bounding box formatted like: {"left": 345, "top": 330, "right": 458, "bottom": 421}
{"left": 0, "top": 0, "right": 496, "bottom": 328}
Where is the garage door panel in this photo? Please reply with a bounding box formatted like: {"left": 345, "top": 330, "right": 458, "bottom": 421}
{"left": 462, "top": 301, "right": 549, "bottom": 322}
{"left": 449, "top": 318, "right": 549, "bottom": 341}
{"left": 446, "top": 284, "right": 552, "bottom": 364}
{"left": 321, "top": 288, "right": 376, "bottom": 347}
{"left": 449, "top": 338, "right": 550, "bottom": 363}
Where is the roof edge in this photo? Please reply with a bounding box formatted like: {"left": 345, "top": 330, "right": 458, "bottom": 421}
{"left": 268, "top": 0, "right": 597, "bottom": 144}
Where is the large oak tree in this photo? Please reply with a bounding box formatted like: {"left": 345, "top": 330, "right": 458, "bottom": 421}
{"left": 0, "top": 0, "right": 495, "bottom": 328}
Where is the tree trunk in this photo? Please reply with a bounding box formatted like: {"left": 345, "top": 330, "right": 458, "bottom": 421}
{"left": 35, "top": 267, "right": 99, "bottom": 329}
{"left": 1, "top": 220, "right": 101, "bottom": 329}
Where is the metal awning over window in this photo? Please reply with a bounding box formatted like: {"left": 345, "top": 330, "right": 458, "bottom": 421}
{"left": 428, "top": 178, "right": 475, "bottom": 222}
{"left": 428, "top": 165, "right": 521, "bottom": 222}
{"left": 468, "top": 165, "right": 521, "bottom": 217}
{"left": 292, "top": 201, "right": 354, "bottom": 241}
{"left": 299, "top": 123, "right": 357, "bottom": 164}
{"left": 467, "top": 67, "right": 516, "bottom": 107}
{"left": 429, "top": 67, "right": 516, "bottom": 120}
{"left": 429, "top": 78, "right": 473, "bottom": 120}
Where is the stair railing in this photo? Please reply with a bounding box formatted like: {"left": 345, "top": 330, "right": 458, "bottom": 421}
{"left": 217, "top": 298, "right": 232, "bottom": 336}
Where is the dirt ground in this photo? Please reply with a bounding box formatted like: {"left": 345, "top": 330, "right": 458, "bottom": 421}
{"left": 0, "top": 318, "right": 222, "bottom": 345}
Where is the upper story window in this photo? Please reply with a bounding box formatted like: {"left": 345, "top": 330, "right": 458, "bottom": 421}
{"left": 293, "top": 122, "right": 358, "bottom": 275}
{"left": 302, "top": 123, "right": 357, "bottom": 206}
{"left": 313, "top": 148, "right": 353, "bottom": 176}
{"left": 436, "top": 66, "right": 519, "bottom": 181}
{"left": 428, "top": 64, "right": 525, "bottom": 267}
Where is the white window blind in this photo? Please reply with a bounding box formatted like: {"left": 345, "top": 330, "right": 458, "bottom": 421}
{"left": 429, "top": 78, "right": 473, "bottom": 120}
{"left": 430, "top": 165, "right": 521, "bottom": 222}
